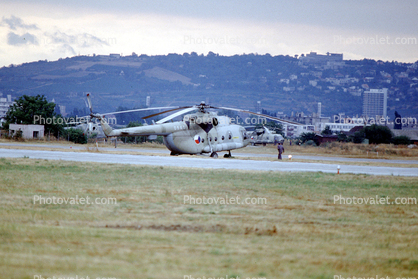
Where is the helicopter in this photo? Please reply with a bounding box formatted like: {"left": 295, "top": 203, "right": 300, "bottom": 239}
{"left": 248, "top": 126, "right": 284, "bottom": 146}
{"left": 86, "top": 94, "right": 302, "bottom": 158}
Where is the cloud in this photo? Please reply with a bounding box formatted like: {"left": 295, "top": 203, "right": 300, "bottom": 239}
{"left": 59, "top": 44, "right": 76, "bottom": 56}
{"left": 44, "top": 31, "right": 109, "bottom": 48}
{"left": 7, "top": 32, "right": 38, "bottom": 45}
{"left": 1, "top": 15, "right": 38, "bottom": 30}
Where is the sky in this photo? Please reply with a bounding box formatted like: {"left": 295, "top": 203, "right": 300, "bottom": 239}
{"left": 1, "top": 0, "right": 418, "bottom": 67}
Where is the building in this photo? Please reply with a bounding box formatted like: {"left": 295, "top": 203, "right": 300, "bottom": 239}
{"left": 58, "top": 105, "right": 67, "bottom": 116}
{"left": 9, "top": 124, "right": 45, "bottom": 139}
{"left": 255, "top": 101, "right": 261, "bottom": 114}
{"left": 109, "top": 53, "right": 121, "bottom": 59}
{"left": 299, "top": 52, "right": 343, "bottom": 65}
{"left": 317, "top": 102, "right": 321, "bottom": 118}
{"left": 362, "top": 88, "right": 388, "bottom": 119}
{"left": 278, "top": 112, "right": 330, "bottom": 135}
{"left": 283, "top": 124, "right": 315, "bottom": 138}
{"left": 317, "top": 122, "right": 365, "bottom": 133}
{"left": 391, "top": 129, "right": 418, "bottom": 145}
{"left": 0, "top": 95, "right": 14, "bottom": 119}
{"left": 314, "top": 134, "right": 339, "bottom": 145}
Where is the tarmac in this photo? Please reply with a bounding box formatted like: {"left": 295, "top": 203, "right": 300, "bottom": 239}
{"left": 0, "top": 143, "right": 417, "bottom": 176}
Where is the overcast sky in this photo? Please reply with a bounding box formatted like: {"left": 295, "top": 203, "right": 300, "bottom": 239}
{"left": 1, "top": 0, "right": 417, "bottom": 66}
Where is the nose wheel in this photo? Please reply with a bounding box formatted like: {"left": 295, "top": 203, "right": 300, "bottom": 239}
{"left": 210, "top": 152, "right": 218, "bottom": 158}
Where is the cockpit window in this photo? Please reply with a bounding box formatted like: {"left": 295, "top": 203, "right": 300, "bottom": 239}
{"left": 212, "top": 118, "right": 218, "bottom": 126}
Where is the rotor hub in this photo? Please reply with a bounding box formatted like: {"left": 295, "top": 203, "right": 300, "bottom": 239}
{"left": 197, "top": 101, "right": 210, "bottom": 112}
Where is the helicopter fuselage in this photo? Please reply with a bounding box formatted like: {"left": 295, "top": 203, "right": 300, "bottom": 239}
{"left": 164, "top": 116, "right": 250, "bottom": 155}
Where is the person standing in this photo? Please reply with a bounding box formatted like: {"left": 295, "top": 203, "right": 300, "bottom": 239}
{"left": 277, "top": 142, "right": 285, "bottom": 160}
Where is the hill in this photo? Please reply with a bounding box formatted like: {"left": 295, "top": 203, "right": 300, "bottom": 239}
{"left": 1, "top": 53, "right": 417, "bottom": 119}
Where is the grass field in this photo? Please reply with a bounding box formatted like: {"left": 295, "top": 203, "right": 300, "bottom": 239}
{"left": 1, "top": 157, "right": 418, "bottom": 279}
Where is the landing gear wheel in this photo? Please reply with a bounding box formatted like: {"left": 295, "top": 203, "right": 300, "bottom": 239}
{"left": 210, "top": 152, "right": 218, "bottom": 158}
{"left": 223, "top": 151, "right": 232, "bottom": 158}
{"left": 170, "top": 152, "right": 178, "bottom": 156}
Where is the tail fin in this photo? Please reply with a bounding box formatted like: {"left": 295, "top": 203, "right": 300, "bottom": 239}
{"left": 86, "top": 93, "right": 93, "bottom": 113}
{"left": 97, "top": 115, "right": 114, "bottom": 136}
{"left": 86, "top": 93, "right": 115, "bottom": 137}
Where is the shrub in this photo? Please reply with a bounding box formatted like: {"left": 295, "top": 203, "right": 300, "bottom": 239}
{"left": 14, "top": 130, "right": 23, "bottom": 141}
{"left": 364, "top": 124, "right": 393, "bottom": 144}
{"left": 391, "top": 135, "right": 411, "bottom": 145}
{"left": 337, "top": 132, "right": 349, "bottom": 142}
{"left": 303, "top": 140, "right": 317, "bottom": 146}
{"left": 321, "top": 126, "right": 333, "bottom": 135}
{"left": 63, "top": 128, "right": 87, "bottom": 144}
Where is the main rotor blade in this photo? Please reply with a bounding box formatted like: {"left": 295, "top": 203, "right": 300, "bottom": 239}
{"left": 142, "top": 106, "right": 192, "bottom": 120}
{"left": 263, "top": 126, "right": 272, "bottom": 133}
{"left": 215, "top": 106, "right": 304, "bottom": 126}
{"left": 66, "top": 121, "right": 87, "bottom": 125}
{"left": 102, "top": 107, "right": 180, "bottom": 116}
{"left": 156, "top": 107, "right": 198, "bottom": 124}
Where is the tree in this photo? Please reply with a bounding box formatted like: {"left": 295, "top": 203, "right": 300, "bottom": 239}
{"left": 394, "top": 111, "right": 402, "bottom": 130}
{"left": 321, "top": 125, "right": 333, "bottom": 135}
{"left": 299, "top": 132, "right": 316, "bottom": 144}
{"left": 3, "top": 94, "right": 63, "bottom": 137}
{"left": 363, "top": 124, "right": 393, "bottom": 144}
{"left": 337, "top": 131, "right": 349, "bottom": 142}
{"left": 351, "top": 129, "right": 365, "bottom": 143}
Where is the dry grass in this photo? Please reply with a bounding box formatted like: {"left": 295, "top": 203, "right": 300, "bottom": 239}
{"left": 284, "top": 141, "right": 418, "bottom": 159}
{"left": 0, "top": 158, "right": 417, "bottom": 279}
{"left": 237, "top": 156, "right": 418, "bottom": 168}
{"left": 0, "top": 138, "right": 167, "bottom": 149}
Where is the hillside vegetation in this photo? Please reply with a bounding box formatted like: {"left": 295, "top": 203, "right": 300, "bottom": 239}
{"left": 1, "top": 53, "right": 417, "bottom": 119}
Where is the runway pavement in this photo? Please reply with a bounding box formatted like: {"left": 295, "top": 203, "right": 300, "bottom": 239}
{"left": 1, "top": 142, "right": 417, "bottom": 165}
{"left": 1, "top": 147, "right": 417, "bottom": 176}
